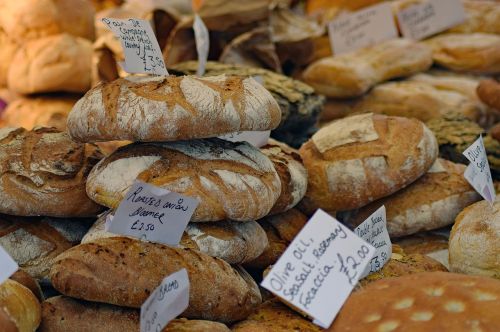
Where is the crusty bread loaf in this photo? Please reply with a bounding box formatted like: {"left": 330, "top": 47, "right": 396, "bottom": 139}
{"left": 9, "top": 270, "right": 43, "bottom": 302}
{"left": 7, "top": 34, "right": 92, "bottom": 94}
{"left": 299, "top": 113, "right": 438, "bottom": 213}
{"left": 477, "top": 79, "right": 500, "bottom": 111}
{"left": 50, "top": 237, "right": 261, "bottom": 323}
{"left": 0, "top": 127, "right": 104, "bottom": 217}
{"left": 340, "top": 159, "right": 481, "bottom": 237}
{"left": 0, "top": 279, "right": 41, "bottom": 332}
{"left": 328, "top": 272, "right": 500, "bottom": 331}
{"left": 425, "top": 33, "right": 500, "bottom": 74}
{"left": 302, "top": 38, "right": 432, "bottom": 98}
{"left": 449, "top": 198, "right": 500, "bottom": 279}
{"left": 394, "top": 232, "right": 450, "bottom": 269}
{"left": 86, "top": 139, "right": 281, "bottom": 222}
{"left": 0, "top": 28, "right": 17, "bottom": 87}
{"left": 67, "top": 75, "right": 281, "bottom": 143}
{"left": 448, "top": 0, "right": 500, "bottom": 34}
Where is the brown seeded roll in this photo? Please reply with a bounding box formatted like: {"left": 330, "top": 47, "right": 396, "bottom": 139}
{"left": 299, "top": 113, "right": 438, "bottom": 213}
{"left": 0, "top": 279, "right": 41, "bottom": 332}
{"left": 340, "top": 159, "right": 481, "bottom": 237}
{"left": 9, "top": 270, "right": 43, "bottom": 302}
{"left": 86, "top": 139, "right": 281, "bottom": 222}
{"left": 328, "top": 272, "right": 500, "bottom": 332}
{"left": 67, "top": 75, "right": 281, "bottom": 143}
{"left": 449, "top": 198, "right": 500, "bottom": 279}
{"left": 0, "top": 127, "right": 104, "bottom": 217}
{"left": 50, "top": 237, "right": 262, "bottom": 323}
{"left": 477, "top": 79, "right": 500, "bottom": 112}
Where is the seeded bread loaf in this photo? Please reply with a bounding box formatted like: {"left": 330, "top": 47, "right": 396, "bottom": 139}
{"left": 0, "top": 279, "right": 41, "bottom": 332}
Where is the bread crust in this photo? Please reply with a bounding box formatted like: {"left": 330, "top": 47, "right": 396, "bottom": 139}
{"left": 0, "top": 279, "right": 41, "bottom": 332}
{"left": 477, "top": 79, "right": 500, "bottom": 111}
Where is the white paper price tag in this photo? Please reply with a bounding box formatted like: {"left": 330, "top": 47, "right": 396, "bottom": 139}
{"left": 108, "top": 181, "right": 199, "bottom": 245}
{"left": 219, "top": 131, "right": 270, "bottom": 148}
{"left": 261, "top": 210, "right": 376, "bottom": 328}
{"left": 328, "top": 3, "right": 398, "bottom": 55}
{"left": 354, "top": 206, "right": 392, "bottom": 278}
{"left": 140, "top": 269, "right": 190, "bottom": 332}
{"left": 0, "top": 245, "right": 18, "bottom": 284}
{"left": 193, "top": 14, "right": 209, "bottom": 76}
{"left": 463, "top": 136, "right": 496, "bottom": 204}
{"left": 102, "top": 18, "right": 168, "bottom": 76}
{"left": 397, "top": 0, "right": 466, "bottom": 40}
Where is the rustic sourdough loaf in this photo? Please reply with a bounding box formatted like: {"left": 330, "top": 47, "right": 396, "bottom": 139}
{"left": 299, "top": 113, "right": 438, "bottom": 213}
{"left": 0, "top": 279, "right": 41, "bottom": 332}
{"left": 50, "top": 237, "right": 262, "bottom": 323}
{"left": 395, "top": 232, "right": 450, "bottom": 269}
{"left": 67, "top": 75, "right": 281, "bottom": 142}
{"left": 0, "top": 127, "right": 103, "bottom": 217}
{"left": 477, "top": 78, "right": 500, "bottom": 112}
{"left": 86, "top": 139, "right": 281, "bottom": 222}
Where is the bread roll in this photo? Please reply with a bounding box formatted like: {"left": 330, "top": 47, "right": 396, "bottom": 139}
{"left": 302, "top": 38, "right": 432, "bottom": 98}
{"left": 340, "top": 159, "right": 481, "bottom": 237}
{"left": 0, "top": 127, "right": 104, "bottom": 217}
{"left": 328, "top": 272, "right": 500, "bottom": 331}
{"left": 67, "top": 75, "right": 281, "bottom": 143}
{"left": 86, "top": 139, "right": 281, "bottom": 222}
{"left": 0, "top": 279, "right": 41, "bottom": 332}
{"left": 9, "top": 270, "right": 43, "bottom": 302}
{"left": 426, "top": 33, "right": 500, "bottom": 74}
{"left": 449, "top": 198, "right": 500, "bottom": 279}
{"left": 477, "top": 79, "right": 500, "bottom": 112}
{"left": 299, "top": 114, "right": 438, "bottom": 213}
{"left": 50, "top": 237, "right": 261, "bottom": 323}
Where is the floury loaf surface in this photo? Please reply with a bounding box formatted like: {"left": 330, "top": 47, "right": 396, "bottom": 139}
{"left": 67, "top": 75, "right": 281, "bottom": 142}
{"left": 86, "top": 139, "right": 281, "bottom": 222}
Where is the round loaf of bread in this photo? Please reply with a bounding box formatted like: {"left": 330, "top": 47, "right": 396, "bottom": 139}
{"left": 477, "top": 78, "right": 500, "bottom": 112}
{"left": 449, "top": 198, "right": 500, "bottom": 279}
{"left": 67, "top": 75, "right": 281, "bottom": 142}
{"left": 0, "top": 279, "right": 41, "bottom": 332}
{"left": 0, "top": 127, "right": 104, "bottom": 217}
{"left": 86, "top": 139, "right": 281, "bottom": 222}
{"left": 299, "top": 113, "right": 438, "bottom": 213}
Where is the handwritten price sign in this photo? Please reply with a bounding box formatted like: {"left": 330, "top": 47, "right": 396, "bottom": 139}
{"left": 463, "top": 136, "right": 496, "bottom": 204}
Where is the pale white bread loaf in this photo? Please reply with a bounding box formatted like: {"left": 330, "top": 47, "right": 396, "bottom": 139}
{"left": 0, "top": 279, "right": 41, "bottom": 332}
{"left": 67, "top": 75, "right": 281, "bottom": 142}
{"left": 449, "top": 198, "right": 500, "bottom": 279}
{"left": 299, "top": 113, "right": 438, "bottom": 213}
{"left": 86, "top": 138, "right": 281, "bottom": 222}
{"left": 0, "top": 28, "right": 17, "bottom": 87}
{"left": 302, "top": 38, "right": 433, "bottom": 98}
{"left": 8, "top": 34, "right": 92, "bottom": 95}
{"left": 0, "top": 127, "right": 104, "bottom": 217}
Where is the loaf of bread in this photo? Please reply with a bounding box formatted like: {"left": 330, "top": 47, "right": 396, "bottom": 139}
{"left": 329, "top": 272, "right": 500, "bottom": 331}
{"left": 302, "top": 38, "right": 432, "bottom": 98}
{"left": 0, "top": 127, "right": 104, "bottom": 217}
{"left": 0, "top": 28, "right": 17, "bottom": 87}
{"left": 426, "top": 33, "right": 500, "bottom": 74}
{"left": 7, "top": 34, "right": 92, "bottom": 94}
{"left": 86, "top": 139, "right": 281, "bottom": 222}
{"left": 340, "top": 159, "right": 481, "bottom": 237}
{"left": 9, "top": 270, "right": 43, "bottom": 302}
{"left": 394, "top": 232, "right": 450, "bottom": 269}
{"left": 448, "top": 0, "right": 500, "bottom": 34}
{"left": 0, "top": 279, "right": 41, "bottom": 332}
{"left": 299, "top": 113, "right": 438, "bottom": 213}
{"left": 67, "top": 75, "right": 281, "bottom": 143}
{"left": 477, "top": 79, "right": 500, "bottom": 112}
{"left": 50, "top": 237, "right": 262, "bottom": 322}
{"left": 449, "top": 198, "right": 500, "bottom": 279}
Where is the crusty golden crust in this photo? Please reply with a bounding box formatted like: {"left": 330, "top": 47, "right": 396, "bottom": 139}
{"left": 0, "top": 279, "right": 41, "bottom": 332}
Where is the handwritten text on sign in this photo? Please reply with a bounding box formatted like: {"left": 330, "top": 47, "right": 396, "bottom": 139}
{"left": 463, "top": 136, "right": 496, "bottom": 204}
{"left": 140, "top": 269, "right": 190, "bottom": 332}
{"left": 0, "top": 245, "right": 18, "bottom": 284}
{"left": 328, "top": 3, "right": 398, "bottom": 55}
{"left": 102, "top": 18, "right": 168, "bottom": 76}
{"left": 108, "top": 181, "right": 198, "bottom": 245}
{"left": 261, "top": 210, "right": 376, "bottom": 328}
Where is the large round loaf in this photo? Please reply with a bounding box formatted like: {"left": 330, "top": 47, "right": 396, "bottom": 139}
{"left": 50, "top": 237, "right": 262, "bottom": 323}
{"left": 0, "top": 279, "right": 41, "bottom": 332}
{"left": 86, "top": 139, "right": 281, "bottom": 222}
{"left": 0, "top": 127, "right": 104, "bottom": 217}
{"left": 67, "top": 75, "right": 281, "bottom": 142}
{"left": 299, "top": 113, "right": 438, "bottom": 213}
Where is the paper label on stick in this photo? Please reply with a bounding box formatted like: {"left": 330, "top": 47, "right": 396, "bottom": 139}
{"left": 102, "top": 18, "right": 168, "bottom": 76}
{"left": 328, "top": 3, "right": 398, "bottom": 55}
{"left": 463, "top": 136, "right": 496, "bottom": 204}
{"left": 354, "top": 206, "right": 392, "bottom": 278}
{"left": 219, "top": 131, "right": 270, "bottom": 148}
{"left": 261, "top": 210, "right": 376, "bottom": 328}
{"left": 397, "top": 0, "right": 466, "bottom": 40}
{"left": 108, "top": 181, "right": 199, "bottom": 246}
{"left": 140, "top": 269, "right": 190, "bottom": 332}
{"left": 193, "top": 14, "right": 209, "bottom": 76}
{"left": 0, "top": 245, "right": 18, "bottom": 284}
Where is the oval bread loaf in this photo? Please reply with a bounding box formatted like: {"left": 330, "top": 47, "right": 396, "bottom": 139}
{"left": 86, "top": 139, "right": 281, "bottom": 222}
{"left": 0, "top": 279, "right": 41, "bottom": 332}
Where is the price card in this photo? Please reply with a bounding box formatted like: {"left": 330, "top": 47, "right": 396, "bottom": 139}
{"left": 463, "top": 136, "right": 496, "bottom": 204}
{"left": 193, "top": 14, "right": 210, "bottom": 76}
{"left": 397, "top": 0, "right": 466, "bottom": 40}
{"left": 219, "top": 130, "right": 270, "bottom": 148}
{"left": 0, "top": 245, "right": 18, "bottom": 284}
{"left": 261, "top": 210, "right": 376, "bottom": 328}
{"left": 102, "top": 18, "right": 168, "bottom": 76}
{"left": 108, "top": 181, "right": 199, "bottom": 245}
{"left": 354, "top": 206, "right": 392, "bottom": 278}
{"left": 328, "top": 3, "right": 398, "bottom": 55}
{"left": 140, "top": 269, "right": 190, "bottom": 332}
